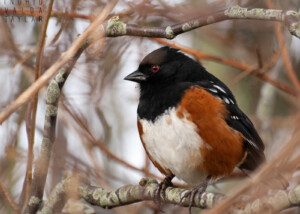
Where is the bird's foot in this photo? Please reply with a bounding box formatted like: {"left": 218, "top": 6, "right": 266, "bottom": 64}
{"left": 154, "top": 176, "right": 173, "bottom": 210}
{"left": 181, "top": 178, "right": 209, "bottom": 214}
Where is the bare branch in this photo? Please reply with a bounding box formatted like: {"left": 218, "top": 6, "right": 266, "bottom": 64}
{"left": 0, "top": 182, "right": 20, "bottom": 214}
{"left": 20, "top": 0, "right": 55, "bottom": 209}
{"left": 105, "top": 6, "right": 300, "bottom": 39}
{"left": 230, "top": 186, "right": 300, "bottom": 214}
{"left": 22, "top": 39, "right": 90, "bottom": 214}
{"left": 22, "top": 2, "right": 119, "bottom": 213}
{"left": 0, "top": 1, "right": 117, "bottom": 125}
{"left": 37, "top": 177, "right": 70, "bottom": 214}
{"left": 80, "top": 178, "right": 223, "bottom": 209}
{"left": 81, "top": 180, "right": 300, "bottom": 213}
{"left": 38, "top": 177, "right": 300, "bottom": 214}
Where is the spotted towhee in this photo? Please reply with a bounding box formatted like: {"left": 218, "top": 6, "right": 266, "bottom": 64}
{"left": 125, "top": 46, "right": 265, "bottom": 212}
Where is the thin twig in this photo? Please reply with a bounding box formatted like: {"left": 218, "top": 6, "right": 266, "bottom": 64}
{"left": 22, "top": 40, "right": 91, "bottom": 214}
{"left": 60, "top": 102, "right": 163, "bottom": 181}
{"left": 275, "top": 22, "right": 300, "bottom": 93}
{"left": 0, "top": 182, "right": 20, "bottom": 214}
{"left": 0, "top": 1, "right": 117, "bottom": 124}
{"left": 21, "top": 0, "right": 55, "bottom": 209}
{"left": 0, "top": 7, "right": 135, "bottom": 21}
{"left": 0, "top": 8, "right": 92, "bottom": 20}
{"left": 233, "top": 48, "right": 281, "bottom": 83}
{"left": 265, "top": 0, "right": 300, "bottom": 94}
{"left": 23, "top": 2, "right": 118, "bottom": 213}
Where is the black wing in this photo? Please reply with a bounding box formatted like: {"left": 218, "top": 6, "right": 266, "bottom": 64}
{"left": 196, "top": 80, "right": 265, "bottom": 171}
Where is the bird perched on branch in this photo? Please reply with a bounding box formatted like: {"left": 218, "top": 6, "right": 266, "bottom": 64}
{"left": 124, "top": 46, "right": 265, "bottom": 213}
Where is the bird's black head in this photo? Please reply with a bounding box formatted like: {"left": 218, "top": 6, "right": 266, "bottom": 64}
{"left": 124, "top": 46, "right": 204, "bottom": 86}
{"left": 124, "top": 46, "right": 226, "bottom": 121}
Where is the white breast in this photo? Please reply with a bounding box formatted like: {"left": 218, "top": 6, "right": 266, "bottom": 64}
{"left": 139, "top": 107, "right": 210, "bottom": 185}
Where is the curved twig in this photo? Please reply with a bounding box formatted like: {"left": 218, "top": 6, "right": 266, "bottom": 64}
{"left": 0, "top": 182, "right": 20, "bottom": 214}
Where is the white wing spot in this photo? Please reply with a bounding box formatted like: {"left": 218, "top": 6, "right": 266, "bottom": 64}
{"left": 209, "top": 88, "right": 218, "bottom": 93}
{"left": 223, "top": 97, "right": 230, "bottom": 104}
{"left": 213, "top": 85, "right": 226, "bottom": 94}
{"left": 231, "top": 115, "right": 239, "bottom": 120}
{"left": 229, "top": 98, "right": 235, "bottom": 104}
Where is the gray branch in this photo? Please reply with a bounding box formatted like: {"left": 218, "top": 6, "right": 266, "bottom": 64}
{"left": 232, "top": 186, "right": 300, "bottom": 214}
{"left": 37, "top": 177, "right": 300, "bottom": 214}
{"left": 79, "top": 178, "right": 223, "bottom": 209}
{"left": 37, "top": 177, "right": 223, "bottom": 214}
{"left": 37, "top": 177, "right": 71, "bottom": 214}
{"left": 23, "top": 40, "right": 90, "bottom": 214}
{"left": 105, "top": 5, "right": 300, "bottom": 39}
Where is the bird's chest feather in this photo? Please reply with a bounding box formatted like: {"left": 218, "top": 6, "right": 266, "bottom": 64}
{"left": 138, "top": 107, "right": 211, "bottom": 185}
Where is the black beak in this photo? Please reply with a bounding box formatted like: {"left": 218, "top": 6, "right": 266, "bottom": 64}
{"left": 124, "top": 70, "right": 147, "bottom": 83}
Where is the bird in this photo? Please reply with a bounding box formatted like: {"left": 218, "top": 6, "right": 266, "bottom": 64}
{"left": 124, "top": 46, "right": 265, "bottom": 212}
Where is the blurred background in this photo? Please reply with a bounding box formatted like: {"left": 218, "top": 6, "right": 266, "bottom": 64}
{"left": 0, "top": 0, "right": 300, "bottom": 213}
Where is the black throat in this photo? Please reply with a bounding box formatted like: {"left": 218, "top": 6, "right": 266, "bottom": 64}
{"left": 137, "top": 82, "right": 191, "bottom": 122}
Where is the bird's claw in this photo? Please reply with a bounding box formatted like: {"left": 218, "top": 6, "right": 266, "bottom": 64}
{"left": 180, "top": 178, "right": 209, "bottom": 214}
{"left": 154, "top": 177, "right": 173, "bottom": 210}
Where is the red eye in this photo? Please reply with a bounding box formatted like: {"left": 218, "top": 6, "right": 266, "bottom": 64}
{"left": 152, "top": 65, "right": 159, "bottom": 72}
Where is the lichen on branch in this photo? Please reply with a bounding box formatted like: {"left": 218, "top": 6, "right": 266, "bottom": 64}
{"left": 36, "top": 177, "right": 300, "bottom": 214}
{"left": 104, "top": 5, "right": 300, "bottom": 39}
{"left": 79, "top": 178, "right": 223, "bottom": 209}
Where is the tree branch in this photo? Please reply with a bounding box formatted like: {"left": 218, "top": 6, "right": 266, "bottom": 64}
{"left": 79, "top": 178, "right": 223, "bottom": 209}
{"left": 37, "top": 177, "right": 71, "bottom": 214}
{"left": 231, "top": 186, "right": 300, "bottom": 214}
{"left": 38, "top": 177, "right": 222, "bottom": 212}
{"left": 0, "top": 1, "right": 116, "bottom": 125}
{"left": 22, "top": 2, "right": 119, "bottom": 213}
{"left": 22, "top": 39, "right": 89, "bottom": 214}
{"left": 37, "top": 177, "right": 300, "bottom": 214}
{"left": 21, "top": 0, "right": 55, "bottom": 209}
{"left": 0, "top": 182, "right": 20, "bottom": 214}
{"left": 105, "top": 5, "right": 300, "bottom": 39}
